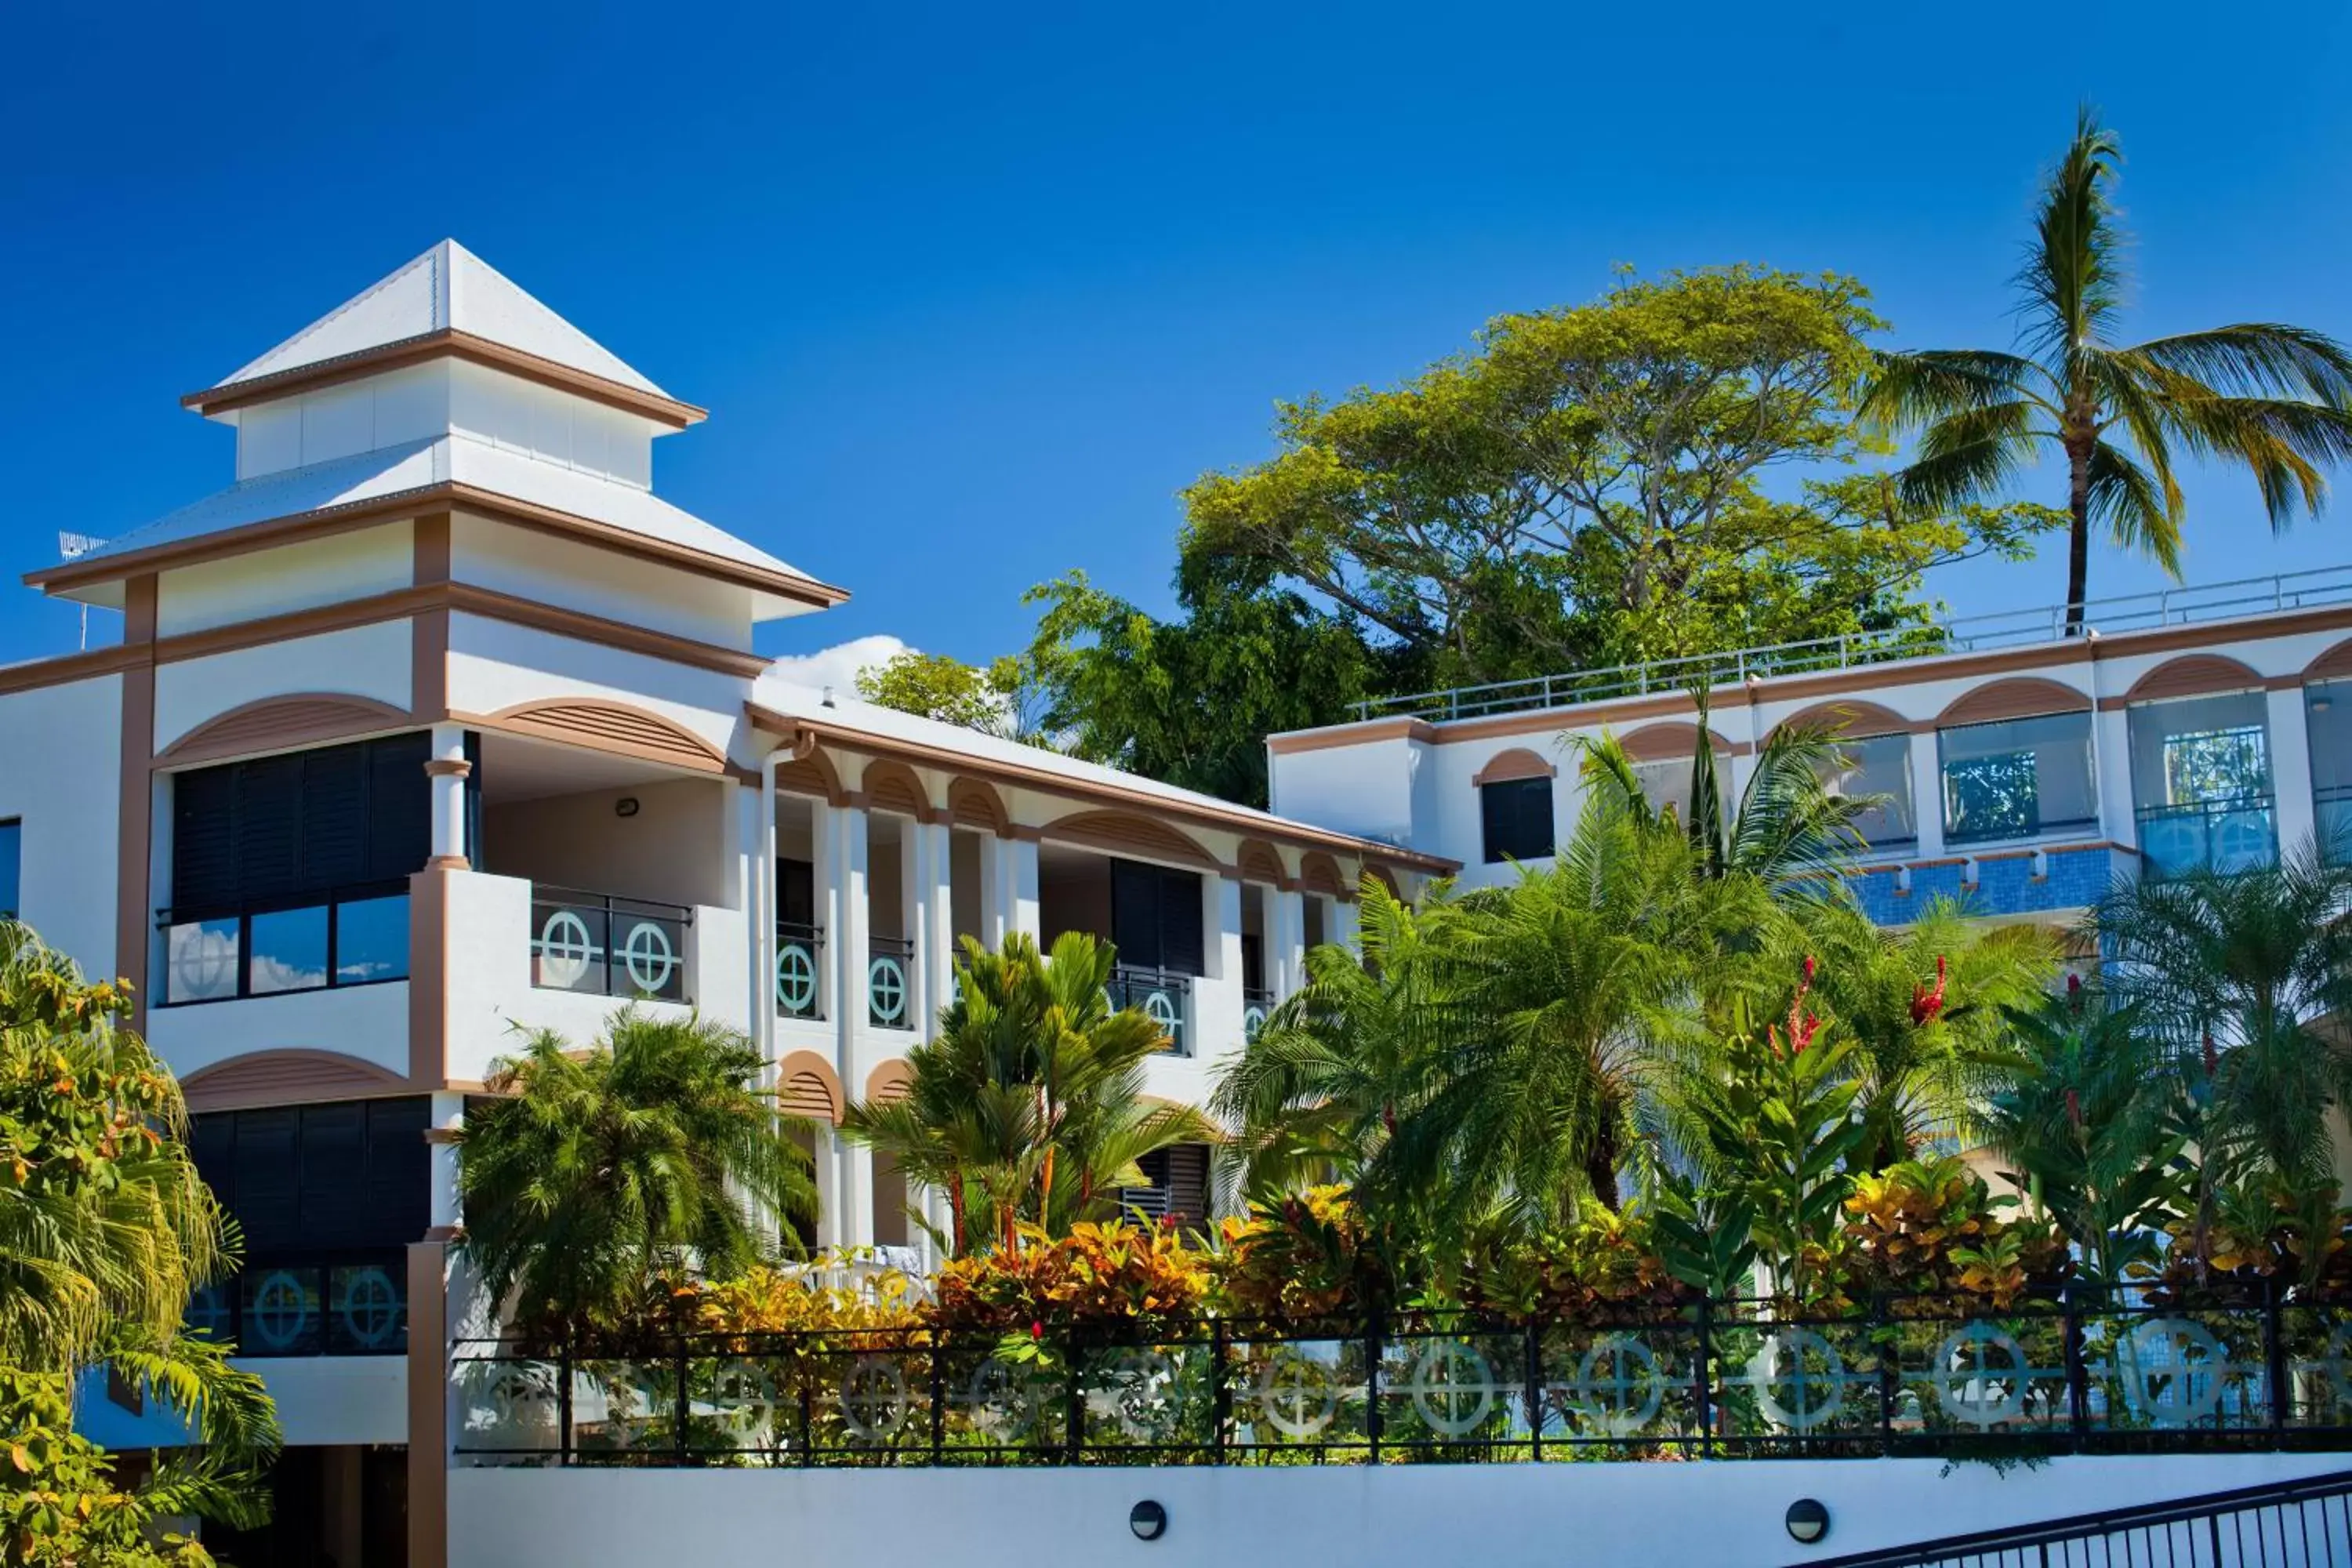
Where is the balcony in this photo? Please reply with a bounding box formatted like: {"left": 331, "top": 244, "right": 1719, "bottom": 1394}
{"left": 154, "top": 882, "right": 411, "bottom": 1006}
{"left": 2320, "top": 786, "right": 2352, "bottom": 866}
{"left": 529, "top": 887, "right": 692, "bottom": 1004}
{"left": 1243, "top": 985, "right": 1274, "bottom": 1043}
{"left": 2136, "top": 796, "right": 2278, "bottom": 880}
{"left": 775, "top": 921, "right": 826, "bottom": 1020}
{"left": 1107, "top": 964, "right": 1191, "bottom": 1055}
{"left": 185, "top": 1253, "right": 408, "bottom": 1357}
{"left": 867, "top": 935, "right": 915, "bottom": 1030}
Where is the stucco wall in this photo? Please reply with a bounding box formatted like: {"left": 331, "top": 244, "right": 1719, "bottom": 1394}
{"left": 153, "top": 620, "right": 413, "bottom": 753}
{"left": 482, "top": 777, "right": 727, "bottom": 912}
{"left": 154, "top": 521, "right": 416, "bottom": 637}
{"left": 0, "top": 673, "right": 122, "bottom": 975}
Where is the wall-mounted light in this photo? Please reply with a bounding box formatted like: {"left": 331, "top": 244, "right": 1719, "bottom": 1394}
{"left": 1129, "top": 1501, "right": 1167, "bottom": 1542}
{"left": 615, "top": 797, "right": 641, "bottom": 818}
{"left": 2314, "top": 695, "right": 2335, "bottom": 713}
{"left": 1785, "top": 1498, "right": 1831, "bottom": 1545}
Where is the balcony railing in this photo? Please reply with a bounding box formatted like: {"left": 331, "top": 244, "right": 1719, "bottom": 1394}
{"left": 775, "top": 922, "right": 826, "bottom": 1021}
{"left": 1107, "top": 965, "right": 1191, "bottom": 1055}
{"left": 1243, "top": 985, "right": 1275, "bottom": 1044}
{"left": 452, "top": 1283, "right": 2352, "bottom": 1468}
{"left": 154, "top": 882, "right": 410, "bottom": 1006}
{"left": 186, "top": 1253, "right": 408, "bottom": 1356}
{"left": 531, "top": 887, "right": 691, "bottom": 1003}
{"left": 2136, "top": 795, "right": 2279, "bottom": 880}
{"left": 2318, "top": 786, "right": 2352, "bottom": 867}
{"left": 867, "top": 936, "right": 916, "bottom": 1030}
{"left": 1351, "top": 564, "right": 2352, "bottom": 723}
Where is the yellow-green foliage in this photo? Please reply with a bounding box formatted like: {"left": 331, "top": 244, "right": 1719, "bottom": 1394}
{"left": 1836, "top": 1156, "right": 2068, "bottom": 1310}
{"left": 1455, "top": 1207, "right": 1693, "bottom": 1322}
{"left": 932, "top": 1221, "right": 1210, "bottom": 1335}
{"left": 1212, "top": 1186, "right": 1388, "bottom": 1321}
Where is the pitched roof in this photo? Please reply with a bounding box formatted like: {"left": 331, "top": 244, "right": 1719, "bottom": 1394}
{"left": 205, "top": 240, "right": 672, "bottom": 401}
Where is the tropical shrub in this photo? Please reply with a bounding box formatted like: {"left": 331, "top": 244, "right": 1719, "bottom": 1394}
{"left": 641, "top": 1258, "right": 925, "bottom": 1341}
{"left": 1212, "top": 1186, "right": 1392, "bottom": 1322}
{"left": 932, "top": 1221, "right": 1210, "bottom": 1337}
{"left": 1834, "top": 1156, "right": 2068, "bottom": 1310}
{"left": 1452, "top": 1206, "right": 1693, "bottom": 1322}
{"left": 1, "top": 1368, "right": 217, "bottom": 1566}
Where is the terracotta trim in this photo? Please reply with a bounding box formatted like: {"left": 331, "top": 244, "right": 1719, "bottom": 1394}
{"left": 1363, "top": 862, "right": 1403, "bottom": 898}
{"left": 24, "top": 483, "right": 850, "bottom": 609}
{"left": 1039, "top": 809, "right": 1223, "bottom": 870}
{"left": 183, "top": 327, "right": 709, "bottom": 429}
{"left": 179, "top": 1048, "right": 414, "bottom": 1112}
{"left": 1621, "top": 722, "right": 1744, "bottom": 763}
{"left": 1770, "top": 699, "right": 1913, "bottom": 741}
{"left": 1469, "top": 746, "right": 1558, "bottom": 786}
{"left": 423, "top": 1127, "right": 462, "bottom": 1145}
{"left": 443, "top": 581, "right": 771, "bottom": 676}
{"left": 858, "top": 758, "right": 938, "bottom": 822}
{"left": 154, "top": 692, "right": 416, "bottom": 768}
{"left": 1236, "top": 838, "right": 1292, "bottom": 889}
{"left": 412, "top": 511, "right": 452, "bottom": 587}
{"left": 0, "top": 643, "right": 143, "bottom": 697}
{"left": 1298, "top": 851, "right": 1346, "bottom": 898}
{"left": 1937, "top": 677, "right": 2093, "bottom": 728}
{"left": 862, "top": 1058, "right": 916, "bottom": 1105}
{"left": 2119, "top": 653, "right": 2267, "bottom": 705}
{"left": 747, "top": 706, "right": 1456, "bottom": 873}
{"left": 408, "top": 866, "right": 448, "bottom": 1086}
{"left": 115, "top": 576, "right": 156, "bottom": 1025}
{"left": 406, "top": 1240, "right": 449, "bottom": 1568}
{"left": 776, "top": 745, "right": 848, "bottom": 807}
{"left": 946, "top": 775, "right": 1010, "bottom": 835}
{"left": 469, "top": 699, "right": 728, "bottom": 774}
{"left": 777, "top": 1050, "right": 844, "bottom": 1125}
{"left": 151, "top": 583, "right": 434, "bottom": 666}
{"left": 1264, "top": 716, "right": 1441, "bottom": 756}
{"left": 2305, "top": 637, "right": 2352, "bottom": 682}
{"left": 423, "top": 758, "right": 472, "bottom": 779}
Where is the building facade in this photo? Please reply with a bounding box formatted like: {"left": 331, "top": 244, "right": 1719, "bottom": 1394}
{"left": 1, "top": 242, "right": 1444, "bottom": 1565}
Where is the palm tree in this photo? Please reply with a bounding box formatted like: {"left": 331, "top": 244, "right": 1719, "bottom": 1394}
{"left": 841, "top": 932, "right": 1214, "bottom": 1254}
{"left": 457, "top": 1009, "right": 818, "bottom": 1340}
{"left": 2090, "top": 841, "right": 2352, "bottom": 1189}
{"left": 1860, "top": 107, "right": 2352, "bottom": 631}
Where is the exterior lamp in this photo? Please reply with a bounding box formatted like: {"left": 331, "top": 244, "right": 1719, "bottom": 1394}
{"left": 615, "top": 797, "right": 641, "bottom": 818}
{"left": 1129, "top": 1501, "right": 1168, "bottom": 1541}
{"left": 1785, "top": 1498, "right": 1831, "bottom": 1545}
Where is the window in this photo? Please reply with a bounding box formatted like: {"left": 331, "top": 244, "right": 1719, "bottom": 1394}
{"left": 1119, "top": 1144, "right": 1210, "bottom": 1229}
{"left": 1109, "top": 858, "right": 1205, "bottom": 976}
{"left": 1818, "top": 733, "right": 1916, "bottom": 848}
{"left": 1480, "top": 777, "right": 1555, "bottom": 863}
{"left": 0, "top": 819, "right": 18, "bottom": 920}
{"left": 2128, "top": 691, "right": 2275, "bottom": 878}
{"left": 1937, "top": 711, "right": 2097, "bottom": 845}
{"left": 2310, "top": 682, "right": 2352, "bottom": 863}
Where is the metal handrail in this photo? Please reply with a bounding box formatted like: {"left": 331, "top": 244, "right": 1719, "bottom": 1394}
{"left": 1346, "top": 564, "right": 2352, "bottom": 724}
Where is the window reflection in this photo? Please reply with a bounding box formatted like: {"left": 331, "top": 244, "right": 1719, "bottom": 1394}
{"left": 1817, "top": 732, "right": 1915, "bottom": 848}
{"left": 2310, "top": 681, "right": 2352, "bottom": 865}
{"left": 335, "top": 895, "right": 411, "bottom": 985}
{"left": 1938, "top": 711, "right": 2097, "bottom": 845}
{"left": 247, "top": 906, "right": 329, "bottom": 995}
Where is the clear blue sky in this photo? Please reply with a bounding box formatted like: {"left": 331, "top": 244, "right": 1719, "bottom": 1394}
{"left": 5, "top": 1, "right": 2350, "bottom": 670}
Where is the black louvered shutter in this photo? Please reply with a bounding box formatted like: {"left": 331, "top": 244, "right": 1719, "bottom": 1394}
{"left": 299, "top": 1102, "right": 368, "bottom": 1249}
{"left": 779, "top": 859, "right": 816, "bottom": 927}
{"left": 1165, "top": 1145, "right": 1210, "bottom": 1224}
{"left": 231, "top": 1109, "right": 301, "bottom": 1254}
{"left": 299, "top": 745, "right": 368, "bottom": 891}
{"left": 1109, "top": 860, "right": 1163, "bottom": 971}
{"left": 364, "top": 1098, "right": 431, "bottom": 1247}
{"left": 364, "top": 733, "right": 431, "bottom": 883}
{"left": 234, "top": 757, "right": 303, "bottom": 901}
{"left": 188, "top": 1113, "right": 236, "bottom": 1210}
{"left": 1158, "top": 868, "right": 1204, "bottom": 977}
{"left": 172, "top": 768, "right": 241, "bottom": 912}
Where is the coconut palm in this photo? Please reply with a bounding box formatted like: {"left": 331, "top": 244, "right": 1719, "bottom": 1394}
{"left": 458, "top": 1009, "right": 818, "bottom": 1340}
{"left": 2089, "top": 840, "right": 2352, "bottom": 1189}
{"left": 1860, "top": 107, "right": 2352, "bottom": 631}
{"left": 841, "top": 932, "right": 1214, "bottom": 1254}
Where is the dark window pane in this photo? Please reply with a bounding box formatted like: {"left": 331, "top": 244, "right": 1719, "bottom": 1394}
{"left": 1158, "top": 867, "right": 1204, "bottom": 977}
{"left": 335, "top": 895, "right": 410, "bottom": 984}
{"left": 247, "top": 906, "right": 328, "bottom": 995}
{"left": 1481, "top": 778, "right": 1554, "bottom": 862}
{"left": 365, "top": 733, "right": 432, "bottom": 882}
{"left": 299, "top": 745, "right": 368, "bottom": 888}
{"left": 172, "top": 768, "right": 239, "bottom": 911}
{"left": 1109, "top": 860, "right": 1164, "bottom": 971}
{"left": 235, "top": 756, "right": 303, "bottom": 899}
{"left": 0, "top": 820, "right": 18, "bottom": 920}
{"left": 230, "top": 1109, "right": 301, "bottom": 1254}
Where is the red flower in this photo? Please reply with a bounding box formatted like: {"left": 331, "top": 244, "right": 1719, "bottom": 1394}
{"left": 1909, "top": 955, "right": 1948, "bottom": 1026}
{"left": 1030, "top": 1320, "right": 1044, "bottom": 1341}
{"left": 1801, "top": 954, "right": 1817, "bottom": 985}
{"left": 2065, "top": 1088, "right": 2083, "bottom": 1134}
{"left": 2204, "top": 1033, "right": 2220, "bottom": 1076}
{"left": 1788, "top": 1011, "right": 1821, "bottom": 1055}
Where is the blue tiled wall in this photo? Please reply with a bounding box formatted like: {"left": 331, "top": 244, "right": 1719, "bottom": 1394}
{"left": 1837, "top": 844, "right": 2124, "bottom": 926}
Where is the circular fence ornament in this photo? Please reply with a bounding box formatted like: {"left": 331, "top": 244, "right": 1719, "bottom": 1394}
{"left": 170, "top": 928, "right": 238, "bottom": 1002}
{"left": 1142, "top": 989, "right": 1180, "bottom": 1037}
{"left": 536, "top": 910, "right": 596, "bottom": 989}
{"left": 245, "top": 1270, "right": 314, "bottom": 1352}
{"left": 964, "top": 1359, "right": 1047, "bottom": 1443}
{"left": 1101, "top": 1349, "right": 1183, "bottom": 1441}
{"left": 1574, "top": 1334, "right": 1666, "bottom": 1436}
{"left": 775, "top": 943, "right": 818, "bottom": 1014}
{"left": 1930, "top": 1322, "right": 2030, "bottom": 1427}
{"left": 619, "top": 919, "right": 677, "bottom": 994}
{"left": 2140, "top": 817, "right": 2201, "bottom": 877}
{"left": 869, "top": 956, "right": 909, "bottom": 1026}
{"left": 481, "top": 1367, "right": 558, "bottom": 1446}
{"left": 185, "top": 1284, "right": 233, "bottom": 1341}
{"left": 1748, "top": 1328, "right": 1849, "bottom": 1433}
{"left": 2214, "top": 812, "right": 2272, "bottom": 874}
{"left": 839, "top": 1356, "right": 911, "bottom": 1440}
{"left": 2118, "top": 1317, "right": 2229, "bottom": 1429}
{"left": 711, "top": 1363, "right": 789, "bottom": 1449}
{"left": 1409, "top": 1341, "right": 1497, "bottom": 1437}
{"left": 1243, "top": 1004, "right": 1268, "bottom": 1044}
{"left": 1254, "top": 1350, "right": 1340, "bottom": 1439}
{"left": 338, "top": 1266, "right": 402, "bottom": 1350}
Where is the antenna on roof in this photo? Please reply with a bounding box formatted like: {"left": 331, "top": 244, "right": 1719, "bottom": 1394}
{"left": 56, "top": 533, "right": 107, "bottom": 652}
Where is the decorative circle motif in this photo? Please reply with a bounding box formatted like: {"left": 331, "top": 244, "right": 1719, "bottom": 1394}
{"left": 1931, "top": 1322, "right": 2029, "bottom": 1427}
{"left": 2120, "top": 1317, "right": 2228, "bottom": 1429}
{"left": 337, "top": 1266, "right": 402, "bottom": 1349}
{"left": 2141, "top": 816, "right": 2199, "bottom": 875}
{"left": 711, "top": 1363, "right": 788, "bottom": 1447}
{"left": 1243, "top": 1004, "right": 1269, "bottom": 1044}
{"left": 1574, "top": 1334, "right": 1666, "bottom": 1436}
{"left": 869, "top": 956, "right": 909, "bottom": 1025}
{"left": 964, "top": 1359, "right": 1046, "bottom": 1443}
{"left": 619, "top": 920, "right": 677, "bottom": 994}
{"left": 1254, "top": 1350, "right": 1339, "bottom": 1439}
{"left": 1409, "top": 1341, "right": 1497, "bottom": 1436}
{"left": 1101, "top": 1349, "right": 1182, "bottom": 1440}
{"left": 2214, "top": 812, "right": 2270, "bottom": 873}
{"left": 1749, "top": 1328, "right": 1847, "bottom": 1432}
{"left": 838, "top": 1356, "right": 911, "bottom": 1439}
{"left": 1142, "top": 989, "right": 1181, "bottom": 1036}
{"left": 536, "top": 910, "right": 595, "bottom": 989}
{"left": 775, "top": 942, "right": 818, "bottom": 1014}
{"left": 184, "top": 1284, "right": 233, "bottom": 1340}
{"left": 2324, "top": 1325, "right": 2352, "bottom": 1414}
{"left": 245, "top": 1270, "right": 314, "bottom": 1352}
{"left": 169, "top": 927, "right": 238, "bottom": 1001}
{"left": 482, "top": 1367, "right": 555, "bottom": 1443}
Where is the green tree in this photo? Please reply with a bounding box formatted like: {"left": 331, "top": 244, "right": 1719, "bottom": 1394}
{"left": 840, "top": 933, "right": 1214, "bottom": 1254}
{"left": 0, "top": 923, "right": 278, "bottom": 1560}
{"left": 1860, "top": 108, "right": 2352, "bottom": 632}
{"left": 457, "top": 1010, "right": 819, "bottom": 1341}
{"left": 854, "top": 648, "right": 1047, "bottom": 742}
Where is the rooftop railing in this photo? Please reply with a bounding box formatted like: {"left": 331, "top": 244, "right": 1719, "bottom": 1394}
{"left": 1347, "top": 565, "right": 2352, "bottom": 724}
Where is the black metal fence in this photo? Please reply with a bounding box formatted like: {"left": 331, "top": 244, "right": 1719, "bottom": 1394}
{"left": 451, "top": 1289, "right": 2352, "bottom": 1469}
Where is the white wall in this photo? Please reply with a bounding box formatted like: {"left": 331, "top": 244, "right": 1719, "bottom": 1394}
{"left": 445, "top": 613, "right": 746, "bottom": 759}
{"left": 1268, "top": 735, "right": 1422, "bottom": 847}
{"left": 0, "top": 674, "right": 121, "bottom": 975}
{"left": 483, "top": 778, "right": 728, "bottom": 912}
{"left": 234, "top": 365, "right": 448, "bottom": 480}
{"left": 448, "top": 360, "right": 655, "bottom": 490}
{"left": 450, "top": 516, "right": 752, "bottom": 652}
{"left": 237, "top": 1356, "right": 408, "bottom": 1447}
{"left": 146, "top": 982, "right": 409, "bottom": 1083}
{"left": 448, "top": 1451, "right": 2350, "bottom": 1568}
{"left": 153, "top": 620, "right": 413, "bottom": 753}
{"left": 154, "top": 522, "right": 415, "bottom": 638}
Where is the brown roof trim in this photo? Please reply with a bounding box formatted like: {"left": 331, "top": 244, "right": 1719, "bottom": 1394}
{"left": 1621, "top": 721, "right": 1745, "bottom": 762}
{"left": 1937, "top": 676, "right": 2092, "bottom": 728}
{"left": 24, "top": 484, "right": 849, "bottom": 609}
{"left": 1265, "top": 716, "right": 1441, "bottom": 756}
{"left": 748, "top": 703, "right": 1456, "bottom": 873}
{"left": 1040, "top": 809, "right": 1223, "bottom": 870}
{"left": 1772, "top": 699, "right": 1913, "bottom": 740}
{"left": 468, "top": 699, "right": 728, "bottom": 775}
{"left": 156, "top": 691, "right": 415, "bottom": 768}
{"left": 0, "top": 643, "right": 143, "bottom": 697}
{"left": 181, "top": 328, "right": 709, "bottom": 429}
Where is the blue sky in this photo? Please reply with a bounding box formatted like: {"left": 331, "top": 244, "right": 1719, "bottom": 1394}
{"left": 5, "top": 1, "right": 2350, "bottom": 673}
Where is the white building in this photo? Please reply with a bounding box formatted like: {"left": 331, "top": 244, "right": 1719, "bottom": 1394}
{"left": 1, "top": 241, "right": 1446, "bottom": 1566}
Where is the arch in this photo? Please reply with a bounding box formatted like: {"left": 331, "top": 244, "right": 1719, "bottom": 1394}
{"left": 1236, "top": 838, "right": 1290, "bottom": 887}
{"left": 863, "top": 1058, "right": 916, "bottom": 1106}
{"left": 1362, "top": 862, "right": 1403, "bottom": 900}
{"left": 1773, "top": 699, "right": 1913, "bottom": 742}
{"left": 1619, "top": 722, "right": 1737, "bottom": 764}
{"left": 1936, "top": 677, "right": 2091, "bottom": 729}
{"left": 776, "top": 745, "right": 847, "bottom": 805}
{"left": 486, "top": 699, "right": 726, "bottom": 772}
{"left": 858, "top": 759, "right": 935, "bottom": 820}
{"left": 1471, "top": 746, "right": 1558, "bottom": 786}
{"left": 2125, "top": 653, "right": 2267, "bottom": 704}
{"left": 1040, "top": 810, "right": 1218, "bottom": 869}
{"left": 158, "top": 692, "right": 413, "bottom": 767}
{"left": 180, "top": 1049, "right": 409, "bottom": 1112}
{"left": 947, "top": 775, "right": 1010, "bottom": 835}
{"left": 2305, "top": 637, "right": 2352, "bottom": 684}
{"left": 777, "top": 1051, "right": 844, "bottom": 1125}
{"left": 1298, "top": 851, "right": 1346, "bottom": 898}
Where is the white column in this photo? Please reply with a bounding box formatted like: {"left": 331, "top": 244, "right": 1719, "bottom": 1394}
{"left": 838, "top": 1132, "right": 874, "bottom": 1250}
{"left": 2270, "top": 685, "right": 2317, "bottom": 857}
{"left": 978, "top": 833, "right": 1005, "bottom": 949}
{"left": 898, "top": 817, "right": 928, "bottom": 1032}
{"left": 1333, "top": 896, "right": 1362, "bottom": 951}
{"left": 427, "top": 1091, "right": 466, "bottom": 1232}
{"left": 2095, "top": 706, "right": 2137, "bottom": 851}
{"left": 833, "top": 806, "right": 870, "bottom": 1067}
{"left": 1907, "top": 731, "right": 1947, "bottom": 860}
{"left": 915, "top": 821, "right": 956, "bottom": 1035}
{"left": 814, "top": 1127, "right": 844, "bottom": 1252}
{"left": 992, "top": 837, "right": 1040, "bottom": 946}
{"left": 813, "top": 801, "right": 843, "bottom": 1025}
{"left": 1273, "top": 889, "right": 1307, "bottom": 997}
{"left": 426, "top": 724, "right": 469, "bottom": 868}
{"left": 1203, "top": 874, "right": 1245, "bottom": 1057}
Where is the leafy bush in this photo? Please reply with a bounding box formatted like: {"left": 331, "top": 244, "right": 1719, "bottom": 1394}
{"left": 1453, "top": 1206, "right": 1693, "bottom": 1322}
{"left": 1210, "top": 1186, "right": 1392, "bottom": 1322}
{"left": 1834, "top": 1156, "right": 2068, "bottom": 1310}
{"left": 932, "top": 1221, "right": 1210, "bottom": 1337}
